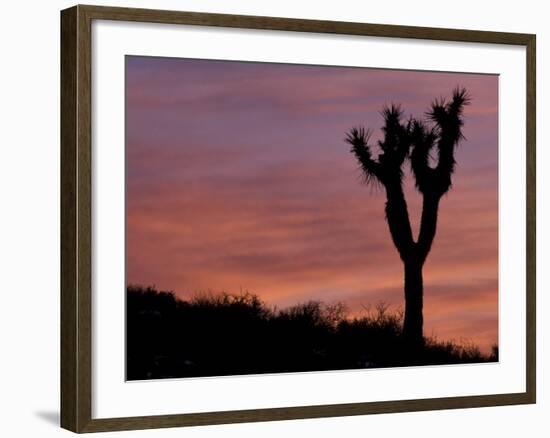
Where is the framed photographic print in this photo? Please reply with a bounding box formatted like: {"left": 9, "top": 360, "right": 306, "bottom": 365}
{"left": 60, "top": 4, "right": 536, "bottom": 433}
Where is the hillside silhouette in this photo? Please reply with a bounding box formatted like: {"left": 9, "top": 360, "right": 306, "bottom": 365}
{"left": 127, "top": 285, "right": 497, "bottom": 380}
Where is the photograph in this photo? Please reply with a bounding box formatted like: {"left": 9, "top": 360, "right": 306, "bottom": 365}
{"left": 54, "top": 2, "right": 537, "bottom": 434}
{"left": 125, "top": 56, "right": 499, "bottom": 381}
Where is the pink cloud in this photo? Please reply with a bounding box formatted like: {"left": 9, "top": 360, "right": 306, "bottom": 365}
{"left": 126, "top": 56, "right": 499, "bottom": 353}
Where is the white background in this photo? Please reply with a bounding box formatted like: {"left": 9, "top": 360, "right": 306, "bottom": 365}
{"left": 0, "top": 0, "right": 547, "bottom": 437}
{"left": 93, "top": 20, "right": 526, "bottom": 418}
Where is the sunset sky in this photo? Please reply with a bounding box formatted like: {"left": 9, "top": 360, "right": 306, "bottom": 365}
{"left": 126, "top": 56, "right": 498, "bottom": 353}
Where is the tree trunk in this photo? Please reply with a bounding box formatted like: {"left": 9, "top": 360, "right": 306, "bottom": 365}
{"left": 403, "top": 259, "right": 424, "bottom": 348}
{"left": 384, "top": 183, "right": 414, "bottom": 262}
{"left": 402, "top": 191, "right": 440, "bottom": 349}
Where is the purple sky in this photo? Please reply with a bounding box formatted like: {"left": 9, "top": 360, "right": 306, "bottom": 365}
{"left": 126, "top": 56, "right": 499, "bottom": 353}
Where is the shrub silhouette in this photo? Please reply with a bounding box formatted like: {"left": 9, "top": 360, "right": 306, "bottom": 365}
{"left": 345, "top": 88, "right": 470, "bottom": 348}
{"left": 127, "top": 285, "right": 496, "bottom": 380}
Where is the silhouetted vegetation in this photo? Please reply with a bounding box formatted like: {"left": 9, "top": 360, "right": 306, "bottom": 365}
{"left": 346, "top": 88, "right": 470, "bottom": 348}
{"left": 127, "top": 285, "right": 497, "bottom": 380}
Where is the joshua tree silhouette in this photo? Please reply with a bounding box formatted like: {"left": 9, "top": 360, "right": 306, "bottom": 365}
{"left": 345, "top": 87, "right": 470, "bottom": 349}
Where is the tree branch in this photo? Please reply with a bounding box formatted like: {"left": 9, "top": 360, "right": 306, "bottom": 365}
{"left": 410, "top": 120, "right": 437, "bottom": 194}
{"left": 427, "top": 87, "right": 470, "bottom": 195}
{"left": 416, "top": 193, "right": 441, "bottom": 263}
{"left": 345, "top": 127, "right": 381, "bottom": 185}
{"left": 378, "top": 105, "right": 412, "bottom": 180}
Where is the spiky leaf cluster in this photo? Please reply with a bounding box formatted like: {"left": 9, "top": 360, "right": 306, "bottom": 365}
{"left": 346, "top": 87, "right": 470, "bottom": 196}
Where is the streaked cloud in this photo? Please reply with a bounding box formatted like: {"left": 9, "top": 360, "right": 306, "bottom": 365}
{"left": 126, "top": 56, "right": 498, "bottom": 353}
